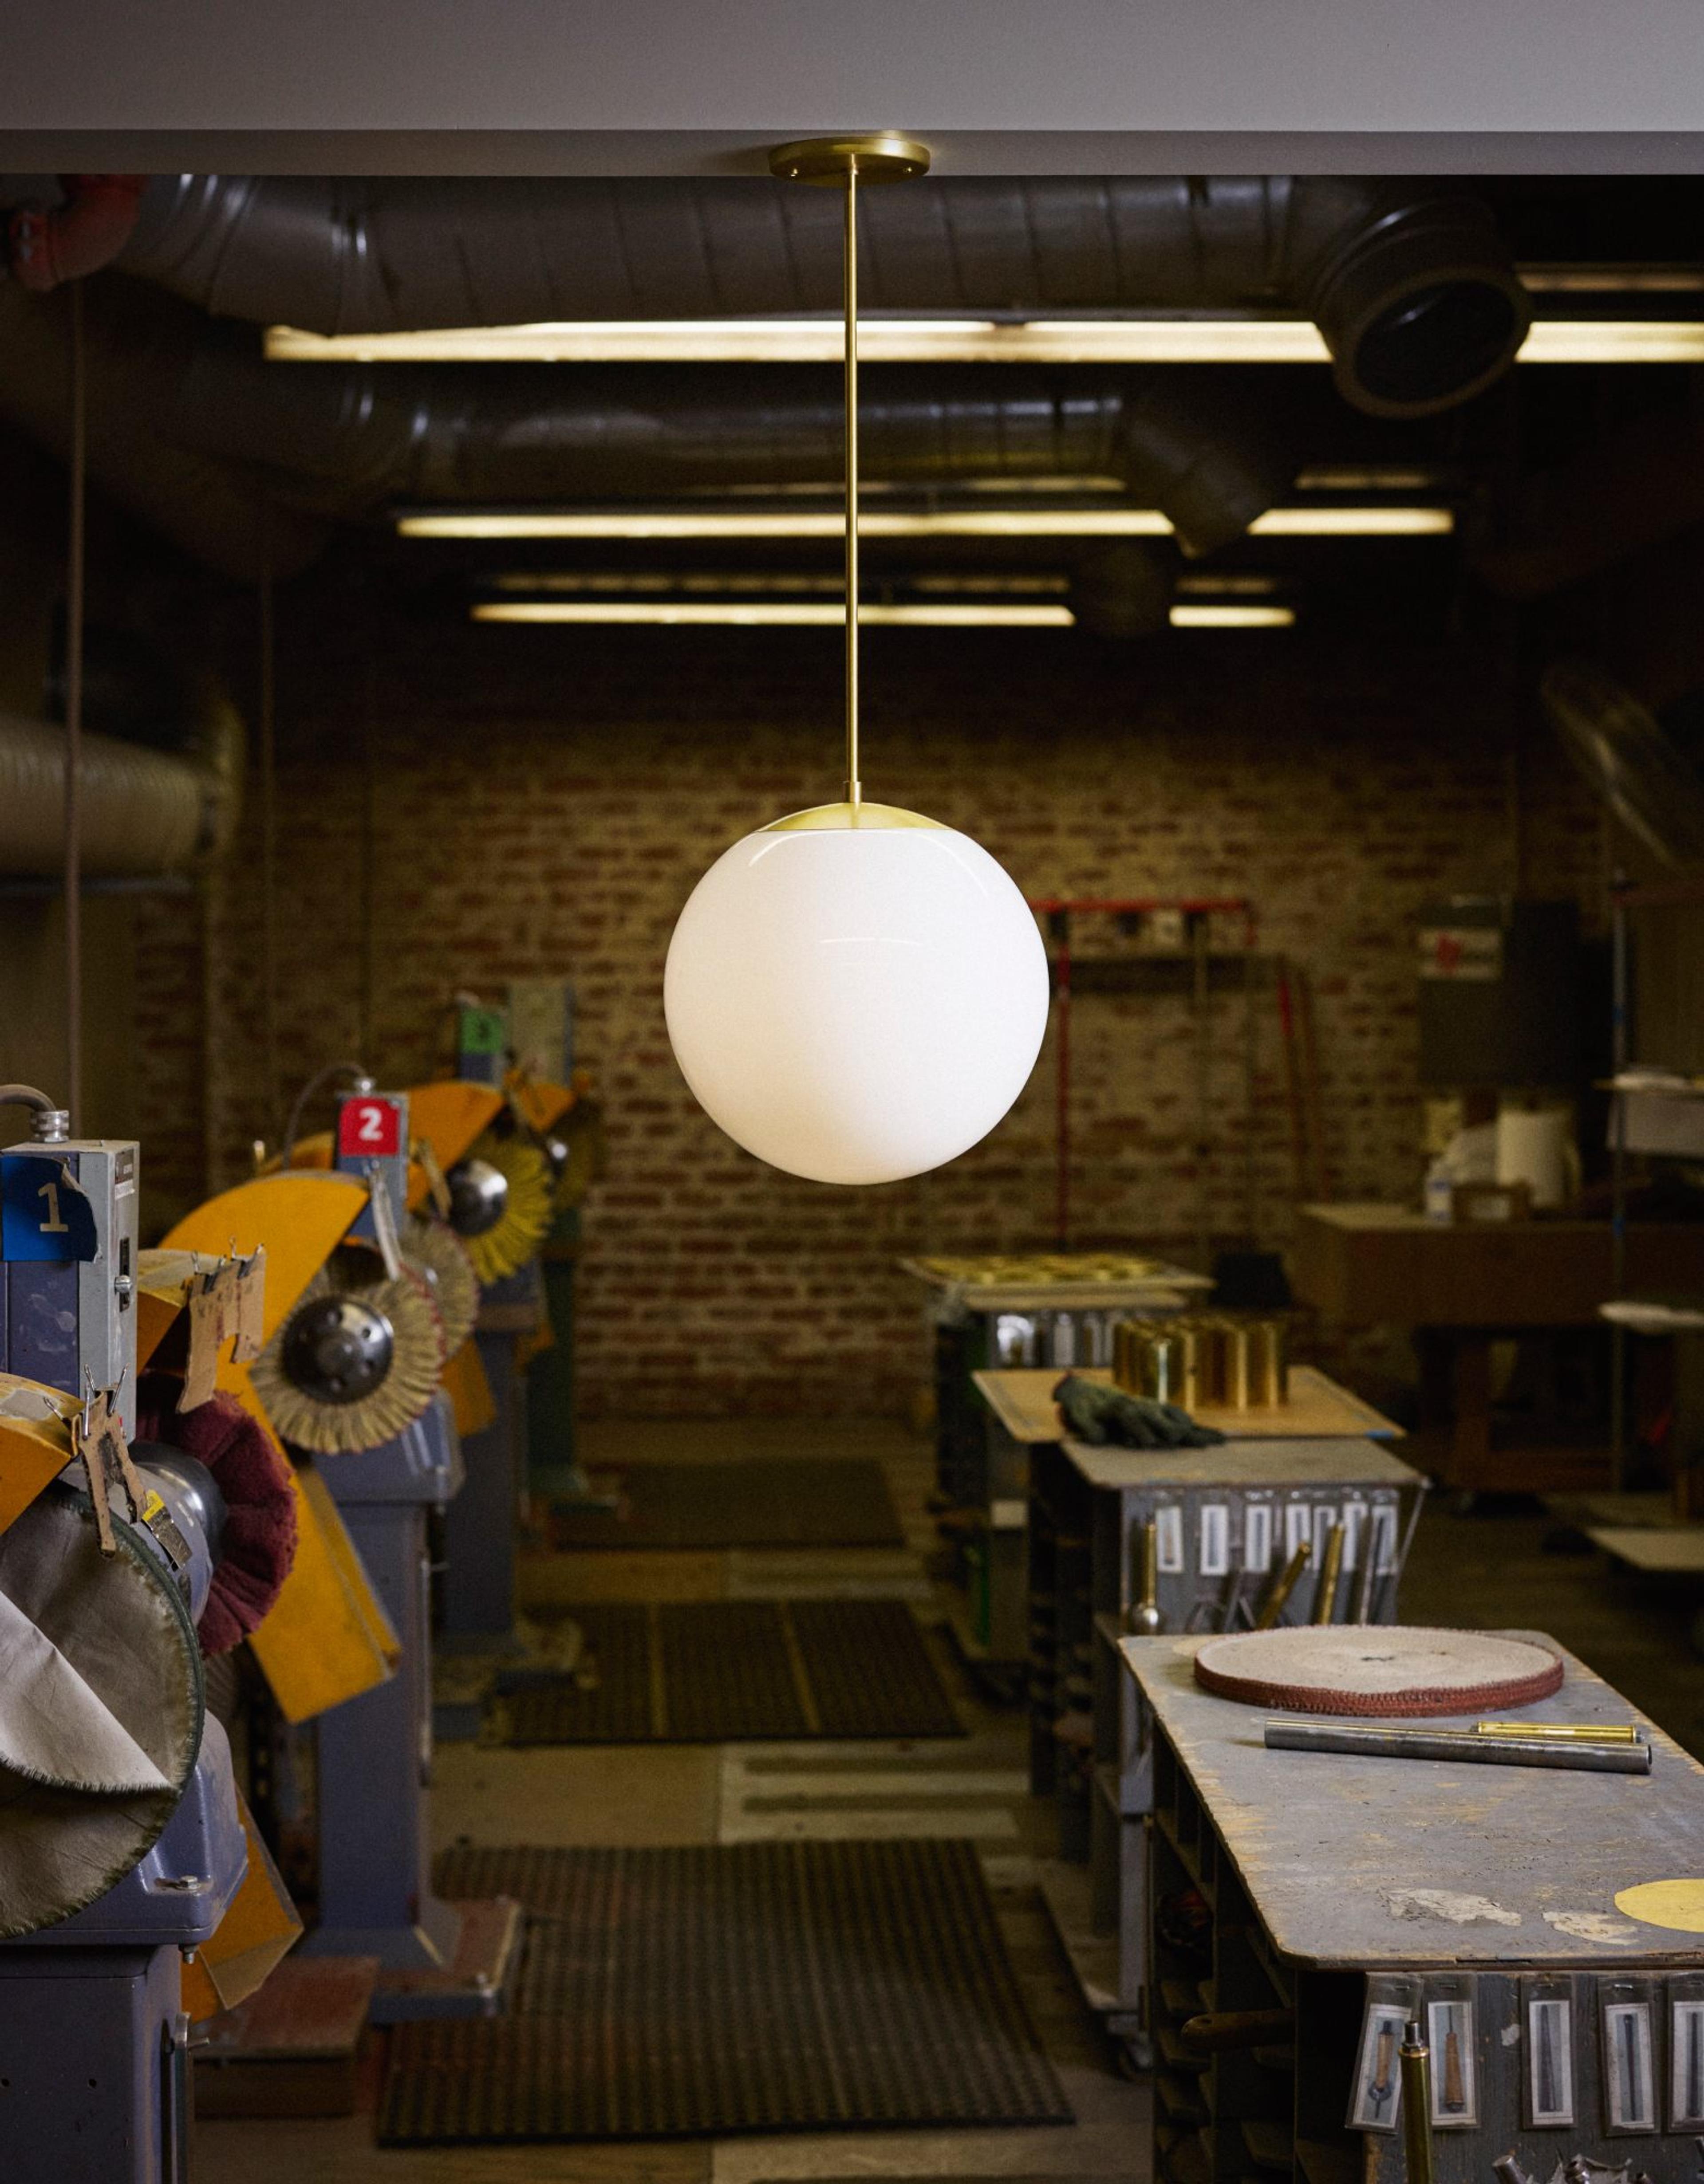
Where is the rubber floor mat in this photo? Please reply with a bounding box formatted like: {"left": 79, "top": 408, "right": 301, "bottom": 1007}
{"left": 379, "top": 1841, "right": 1072, "bottom": 2143}
{"left": 548, "top": 1458, "right": 903, "bottom": 1550}
{"left": 494, "top": 1598, "right": 962, "bottom": 1743}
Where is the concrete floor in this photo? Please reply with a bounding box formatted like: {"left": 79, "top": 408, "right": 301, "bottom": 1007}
{"left": 199, "top": 1416, "right": 1704, "bottom": 2183}
{"left": 199, "top": 1414, "right": 1151, "bottom": 2184}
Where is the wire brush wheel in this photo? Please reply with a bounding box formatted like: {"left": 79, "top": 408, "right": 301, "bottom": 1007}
{"left": 462, "top": 1131, "right": 554, "bottom": 1285}
{"left": 401, "top": 1213, "right": 480, "bottom": 1354}
{"left": 250, "top": 1251, "right": 446, "bottom": 1457}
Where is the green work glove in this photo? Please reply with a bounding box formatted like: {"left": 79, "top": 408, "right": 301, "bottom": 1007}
{"left": 1053, "top": 1373, "right": 1226, "bottom": 1450}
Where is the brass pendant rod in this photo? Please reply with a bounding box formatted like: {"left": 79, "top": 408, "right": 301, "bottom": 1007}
{"left": 843, "top": 157, "right": 860, "bottom": 811}
{"left": 766, "top": 133, "right": 930, "bottom": 818}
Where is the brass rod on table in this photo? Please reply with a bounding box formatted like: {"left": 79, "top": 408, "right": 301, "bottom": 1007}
{"left": 1474, "top": 1720, "right": 1642, "bottom": 1743}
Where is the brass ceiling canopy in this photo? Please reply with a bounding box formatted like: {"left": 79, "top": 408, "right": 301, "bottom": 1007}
{"left": 767, "top": 135, "right": 931, "bottom": 186}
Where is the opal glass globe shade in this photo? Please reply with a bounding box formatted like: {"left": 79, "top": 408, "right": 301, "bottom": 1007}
{"left": 665, "top": 803, "right": 1049, "bottom": 1185}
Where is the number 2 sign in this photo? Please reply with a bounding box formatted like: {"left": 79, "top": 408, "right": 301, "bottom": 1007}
{"left": 337, "top": 1096, "right": 404, "bottom": 1161}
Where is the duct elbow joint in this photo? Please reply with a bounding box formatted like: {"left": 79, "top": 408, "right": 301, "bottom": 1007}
{"left": 1294, "top": 187, "right": 1531, "bottom": 419}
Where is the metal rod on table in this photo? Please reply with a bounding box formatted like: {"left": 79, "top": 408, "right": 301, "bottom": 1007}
{"left": 1265, "top": 1719, "right": 1653, "bottom": 1773}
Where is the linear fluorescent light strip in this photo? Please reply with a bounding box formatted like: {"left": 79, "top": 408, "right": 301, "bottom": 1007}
{"left": 1169, "top": 603, "right": 1296, "bottom": 629}
{"left": 473, "top": 601, "right": 1074, "bottom": 628}
{"left": 272, "top": 316, "right": 1704, "bottom": 367}
{"left": 489, "top": 570, "right": 1070, "bottom": 597}
{"left": 406, "top": 505, "right": 1453, "bottom": 542}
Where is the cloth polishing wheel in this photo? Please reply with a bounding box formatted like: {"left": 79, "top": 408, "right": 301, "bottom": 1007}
{"left": 249, "top": 1247, "right": 446, "bottom": 1457}
{"left": 453, "top": 1129, "right": 554, "bottom": 1285}
{"left": 1192, "top": 1625, "right": 1565, "bottom": 1717}
{"left": 134, "top": 1372, "right": 298, "bottom": 1657}
{"left": 400, "top": 1212, "right": 480, "bottom": 1355}
{"left": 0, "top": 1484, "right": 204, "bottom": 1936}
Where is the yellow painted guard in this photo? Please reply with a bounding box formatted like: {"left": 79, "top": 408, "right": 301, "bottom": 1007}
{"left": 182, "top": 1790, "right": 304, "bottom": 2022}
{"left": 407, "top": 1081, "right": 506, "bottom": 1173}
{"left": 0, "top": 1384, "right": 75, "bottom": 1537}
{"left": 163, "top": 1173, "right": 399, "bottom": 1721}
{"left": 163, "top": 1173, "right": 368, "bottom": 1346}
{"left": 508, "top": 1074, "right": 577, "bottom": 1135}
{"left": 442, "top": 1336, "right": 497, "bottom": 1438}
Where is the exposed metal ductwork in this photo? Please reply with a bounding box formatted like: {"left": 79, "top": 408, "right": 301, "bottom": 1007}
{"left": 121, "top": 173, "right": 1532, "bottom": 420}
{"left": 0, "top": 280, "right": 329, "bottom": 583}
{"left": 155, "top": 332, "right": 1288, "bottom": 557}
{"left": 0, "top": 704, "right": 240, "bottom": 879}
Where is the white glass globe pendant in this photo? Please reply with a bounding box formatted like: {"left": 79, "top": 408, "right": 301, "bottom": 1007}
{"left": 664, "top": 135, "right": 1049, "bottom": 1186}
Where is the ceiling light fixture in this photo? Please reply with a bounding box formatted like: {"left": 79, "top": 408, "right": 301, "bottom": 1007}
{"left": 273, "top": 314, "right": 1704, "bottom": 369}
{"left": 1169, "top": 603, "right": 1298, "bottom": 629}
{"left": 473, "top": 599, "right": 1073, "bottom": 627}
{"left": 659, "top": 136, "right": 1049, "bottom": 1188}
{"left": 401, "top": 504, "right": 1453, "bottom": 542}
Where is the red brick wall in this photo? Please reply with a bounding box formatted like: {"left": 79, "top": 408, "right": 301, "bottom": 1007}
{"left": 134, "top": 613, "right": 1603, "bottom": 1415}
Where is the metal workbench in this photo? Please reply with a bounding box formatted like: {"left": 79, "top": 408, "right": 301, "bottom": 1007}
{"left": 985, "top": 1368, "right": 1422, "bottom": 2051}
{"left": 1123, "top": 1630, "right": 1704, "bottom": 2184}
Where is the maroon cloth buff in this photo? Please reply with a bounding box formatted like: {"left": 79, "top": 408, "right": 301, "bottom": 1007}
{"left": 134, "top": 1370, "right": 299, "bottom": 1657}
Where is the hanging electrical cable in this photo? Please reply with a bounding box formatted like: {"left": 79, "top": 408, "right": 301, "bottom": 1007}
{"left": 258, "top": 525, "right": 280, "bottom": 1153}
{"left": 63, "top": 280, "right": 87, "bottom": 1127}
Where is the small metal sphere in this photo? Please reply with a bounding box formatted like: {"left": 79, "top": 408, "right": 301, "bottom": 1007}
{"left": 281, "top": 1295, "right": 394, "bottom": 1406}
{"left": 446, "top": 1156, "right": 509, "bottom": 1238}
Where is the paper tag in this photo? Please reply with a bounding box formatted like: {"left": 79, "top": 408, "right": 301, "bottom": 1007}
{"left": 74, "top": 1385, "right": 135, "bottom": 1554}
{"left": 232, "top": 1246, "right": 267, "bottom": 1363}
{"left": 182, "top": 1273, "right": 224, "bottom": 1413}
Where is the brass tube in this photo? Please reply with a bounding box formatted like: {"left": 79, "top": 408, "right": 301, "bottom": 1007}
{"left": 1400, "top": 2020, "right": 1435, "bottom": 2184}
{"left": 1254, "top": 1540, "right": 1310, "bottom": 1629}
{"left": 1312, "top": 1521, "right": 1345, "bottom": 1623}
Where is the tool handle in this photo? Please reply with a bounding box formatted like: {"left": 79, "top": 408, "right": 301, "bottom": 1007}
{"left": 1179, "top": 2007, "right": 1295, "bottom": 2055}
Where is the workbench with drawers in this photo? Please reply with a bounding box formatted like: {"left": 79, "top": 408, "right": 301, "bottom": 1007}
{"left": 974, "top": 1365, "right": 1423, "bottom": 2050}
{"left": 1122, "top": 1631, "right": 1704, "bottom": 2184}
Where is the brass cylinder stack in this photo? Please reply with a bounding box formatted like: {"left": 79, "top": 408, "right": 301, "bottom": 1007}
{"left": 1112, "top": 1313, "right": 1289, "bottom": 1413}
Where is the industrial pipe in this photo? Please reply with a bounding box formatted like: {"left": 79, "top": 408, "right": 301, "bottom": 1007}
{"left": 0, "top": 279, "right": 328, "bottom": 583}
{"left": 0, "top": 709, "right": 232, "bottom": 879}
{"left": 118, "top": 173, "right": 1531, "bottom": 418}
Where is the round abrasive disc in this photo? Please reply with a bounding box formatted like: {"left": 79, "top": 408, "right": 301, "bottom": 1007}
{"left": 0, "top": 1487, "right": 203, "bottom": 1937}
{"left": 1193, "top": 1625, "right": 1565, "bottom": 1717}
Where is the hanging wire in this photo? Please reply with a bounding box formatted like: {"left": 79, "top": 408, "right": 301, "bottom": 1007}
{"left": 63, "top": 281, "right": 87, "bottom": 1128}
{"left": 258, "top": 523, "right": 280, "bottom": 1151}
{"left": 359, "top": 649, "right": 378, "bottom": 1060}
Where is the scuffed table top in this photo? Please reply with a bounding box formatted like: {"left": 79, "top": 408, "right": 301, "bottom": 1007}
{"left": 1120, "top": 1630, "right": 1704, "bottom": 1968}
{"left": 974, "top": 1363, "right": 1406, "bottom": 1453}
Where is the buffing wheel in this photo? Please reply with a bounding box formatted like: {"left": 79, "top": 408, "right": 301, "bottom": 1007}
{"left": 250, "top": 1247, "right": 446, "bottom": 1457}
{"left": 135, "top": 1372, "right": 298, "bottom": 1657}
{"left": 1192, "top": 1625, "right": 1565, "bottom": 1717}
{"left": 0, "top": 1487, "right": 202, "bottom": 1935}
{"left": 400, "top": 1212, "right": 480, "bottom": 1354}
